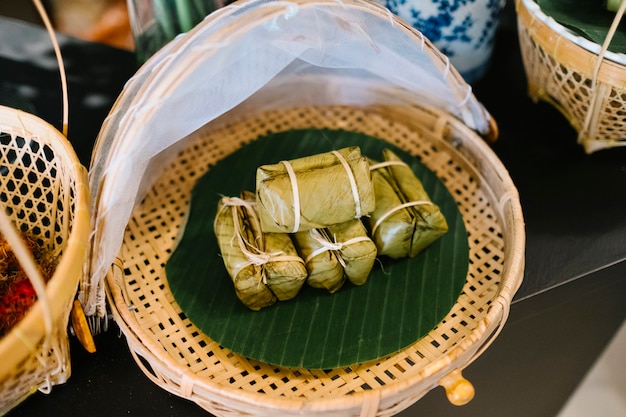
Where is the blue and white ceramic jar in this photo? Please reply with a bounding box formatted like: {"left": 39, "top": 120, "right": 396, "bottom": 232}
{"left": 374, "top": 0, "right": 507, "bottom": 83}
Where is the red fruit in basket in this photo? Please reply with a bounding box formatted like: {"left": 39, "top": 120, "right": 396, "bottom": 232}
{"left": 0, "top": 278, "right": 37, "bottom": 337}
{"left": 0, "top": 234, "right": 55, "bottom": 338}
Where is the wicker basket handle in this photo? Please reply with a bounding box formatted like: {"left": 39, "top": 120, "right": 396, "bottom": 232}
{"left": 32, "top": 0, "right": 69, "bottom": 137}
{"left": 580, "top": 0, "right": 626, "bottom": 146}
{"left": 30, "top": 0, "right": 96, "bottom": 353}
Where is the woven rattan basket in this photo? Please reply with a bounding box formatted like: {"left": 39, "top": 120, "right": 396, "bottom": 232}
{"left": 84, "top": 1, "right": 525, "bottom": 415}
{"left": 0, "top": 106, "right": 90, "bottom": 414}
{"left": 516, "top": 0, "right": 626, "bottom": 153}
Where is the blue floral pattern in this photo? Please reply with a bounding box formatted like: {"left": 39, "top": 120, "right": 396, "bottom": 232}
{"left": 375, "top": 0, "right": 506, "bottom": 82}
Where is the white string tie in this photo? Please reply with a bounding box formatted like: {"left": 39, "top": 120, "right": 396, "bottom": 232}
{"left": 369, "top": 160, "right": 408, "bottom": 171}
{"left": 371, "top": 201, "right": 434, "bottom": 237}
{"left": 331, "top": 150, "right": 362, "bottom": 218}
{"left": 218, "top": 197, "right": 271, "bottom": 284}
{"left": 282, "top": 151, "right": 363, "bottom": 232}
{"left": 305, "top": 228, "right": 372, "bottom": 267}
{"left": 281, "top": 160, "right": 301, "bottom": 233}
{"left": 217, "top": 196, "right": 304, "bottom": 283}
{"left": 369, "top": 161, "right": 434, "bottom": 236}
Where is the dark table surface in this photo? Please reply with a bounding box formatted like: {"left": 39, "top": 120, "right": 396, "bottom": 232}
{"left": 2, "top": 3, "right": 626, "bottom": 416}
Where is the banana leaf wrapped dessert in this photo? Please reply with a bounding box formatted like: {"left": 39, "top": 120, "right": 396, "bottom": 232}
{"left": 292, "top": 228, "right": 346, "bottom": 294}
{"left": 214, "top": 193, "right": 276, "bottom": 310}
{"left": 367, "top": 149, "right": 448, "bottom": 259}
{"left": 263, "top": 230, "right": 308, "bottom": 301}
{"left": 326, "top": 219, "right": 377, "bottom": 286}
{"left": 214, "top": 191, "right": 307, "bottom": 310}
{"left": 256, "top": 146, "right": 375, "bottom": 233}
{"left": 236, "top": 192, "right": 308, "bottom": 301}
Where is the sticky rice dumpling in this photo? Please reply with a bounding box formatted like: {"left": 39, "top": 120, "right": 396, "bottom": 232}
{"left": 326, "top": 219, "right": 377, "bottom": 286}
{"left": 214, "top": 191, "right": 308, "bottom": 309}
{"left": 293, "top": 229, "right": 346, "bottom": 293}
{"left": 234, "top": 191, "right": 307, "bottom": 301}
{"left": 367, "top": 149, "right": 448, "bottom": 259}
{"left": 263, "top": 230, "right": 308, "bottom": 301}
{"left": 214, "top": 193, "right": 276, "bottom": 310}
{"left": 256, "top": 147, "right": 375, "bottom": 233}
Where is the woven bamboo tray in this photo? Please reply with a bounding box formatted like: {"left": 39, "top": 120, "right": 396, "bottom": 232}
{"left": 516, "top": 0, "right": 626, "bottom": 153}
{"left": 85, "top": 1, "right": 525, "bottom": 415}
{"left": 0, "top": 106, "right": 90, "bottom": 413}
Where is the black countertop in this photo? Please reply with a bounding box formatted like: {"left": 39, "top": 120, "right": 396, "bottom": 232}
{"left": 2, "top": 3, "right": 626, "bottom": 416}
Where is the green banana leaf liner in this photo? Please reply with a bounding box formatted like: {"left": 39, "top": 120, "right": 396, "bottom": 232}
{"left": 536, "top": 0, "right": 626, "bottom": 53}
{"left": 165, "top": 128, "right": 469, "bottom": 369}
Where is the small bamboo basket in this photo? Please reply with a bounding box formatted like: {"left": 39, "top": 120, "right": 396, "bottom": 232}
{"left": 0, "top": 106, "right": 90, "bottom": 413}
{"left": 516, "top": 0, "right": 626, "bottom": 153}
{"left": 84, "top": 1, "right": 525, "bottom": 415}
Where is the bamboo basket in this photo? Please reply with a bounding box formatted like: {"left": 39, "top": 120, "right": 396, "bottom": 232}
{"left": 84, "top": 0, "right": 525, "bottom": 415}
{"left": 0, "top": 106, "right": 90, "bottom": 414}
{"left": 516, "top": 0, "right": 626, "bottom": 153}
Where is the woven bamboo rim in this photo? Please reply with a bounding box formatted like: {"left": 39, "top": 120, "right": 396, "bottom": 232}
{"left": 0, "top": 106, "right": 90, "bottom": 413}
{"left": 104, "top": 102, "right": 524, "bottom": 416}
{"left": 516, "top": 0, "right": 626, "bottom": 153}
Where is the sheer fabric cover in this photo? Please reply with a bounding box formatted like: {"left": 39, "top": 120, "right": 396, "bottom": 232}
{"left": 85, "top": 0, "right": 493, "bottom": 320}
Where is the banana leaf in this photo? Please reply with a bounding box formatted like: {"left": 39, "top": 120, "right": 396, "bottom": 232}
{"left": 166, "top": 128, "right": 468, "bottom": 369}
{"left": 536, "top": 0, "right": 626, "bottom": 53}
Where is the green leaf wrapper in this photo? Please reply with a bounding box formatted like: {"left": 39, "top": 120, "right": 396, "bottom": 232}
{"left": 263, "top": 230, "right": 308, "bottom": 301}
{"left": 214, "top": 192, "right": 276, "bottom": 310}
{"left": 256, "top": 146, "right": 375, "bottom": 233}
{"left": 326, "top": 219, "right": 377, "bottom": 286}
{"left": 367, "top": 149, "right": 448, "bottom": 259}
{"left": 293, "top": 229, "right": 346, "bottom": 293}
